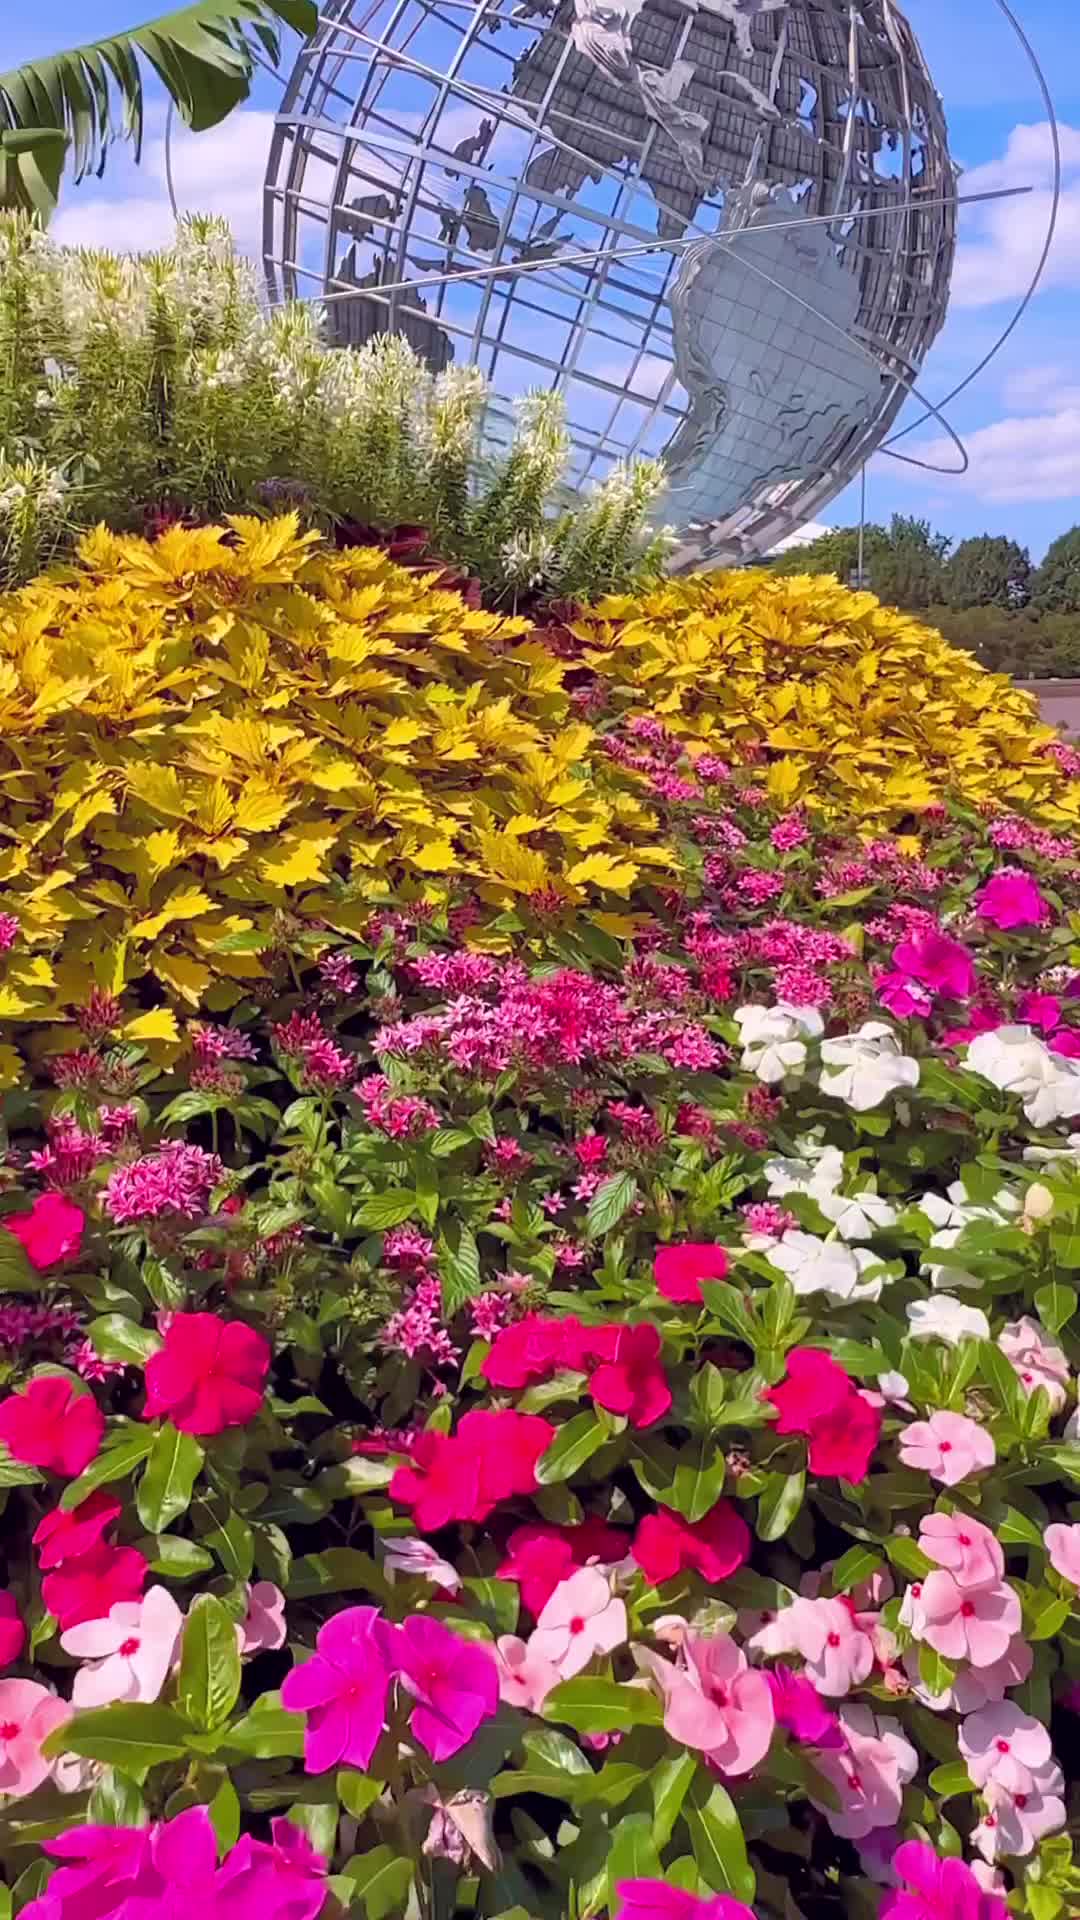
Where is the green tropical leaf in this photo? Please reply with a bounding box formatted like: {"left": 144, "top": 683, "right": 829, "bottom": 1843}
{"left": 136, "top": 1424, "right": 204, "bottom": 1532}
{"left": 342, "top": 1847, "right": 413, "bottom": 1920}
{"left": 226, "top": 1691, "right": 305, "bottom": 1759}
{"left": 543, "top": 1677, "right": 662, "bottom": 1733}
{"left": 684, "top": 1772, "right": 755, "bottom": 1904}
{"left": 42, "top": 1703, "right": 191, "bottom": 1779}
{"left": 533, "top": 1410, "right": 610, "bottom": 1484}
{"left": 587, "top": 1171, "right": 638, "bottom": 1237}
{"left": 60, "top": 1423, "right": 156, "bottom": 1508}
{"left": 0, "top": 0, "right": 316, "bottom": 217}
{"left": 88, "top": 1314, "right": 162, "bottom": 1365}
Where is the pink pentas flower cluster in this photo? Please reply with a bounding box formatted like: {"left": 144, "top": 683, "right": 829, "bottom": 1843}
{"left": 381, "top": 1275, "right": 461, "bottom": 1370}
{"left": 354, "top": 1071, "right": 440, "bottom": 1138}
{"left": 282, "top": 1606, "right": 498, "bottom": 1767}
{"left": 103, "top": 1140, "right": 224, "bottom": 1225}
{"left": 271, "top": 1012, "right": 354, "bottom": 1090}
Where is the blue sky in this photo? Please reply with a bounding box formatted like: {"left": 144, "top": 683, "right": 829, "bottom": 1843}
{"left": 6, "top": 0, "right": 1080, "bottom": 558}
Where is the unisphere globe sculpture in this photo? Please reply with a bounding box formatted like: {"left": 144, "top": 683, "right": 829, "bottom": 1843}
{"left": 263, "top": 0, "right": 956, "bottom": 566}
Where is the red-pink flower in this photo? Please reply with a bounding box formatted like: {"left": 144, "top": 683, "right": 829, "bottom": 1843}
{"left": 764, "top": 1348, "right": 880, "bottom": 1482}
{"left": 892, "top": 929, "right": 976, "bottom": 1000}
{"left": 880, "top": 1839, "right": 1008, "bottom": 1920}
{"left": 33, "top": 1490, "right": 123, "bottom": 1569}
{"left": 381, "top": 1613, "right": 499, "bottom": 1759}
{"left": 41, "top": 1542, "right": 148, "bottom": 1631}
{"left": 0, "top": 1376, "right": 103, "bottom": 1477}
{"left": 975, "top": 868, "right": 1051, "bottom": 930}
{"left": 0, "top": 1592, "right": 25, "bottom": 1669}
{"left": 632, "top": 1500, "right": 750, "bottom": 1586}
{"left": 282, "top": 1605, "right": 392, "bottom": 1773}
{"left": 498, "top": 1518, "right": 629, "bottom": 1616}
{"left": 2, "top": 1192, "right": 85, "bottom": 1270}
{"left": 481, "top": 1315, "right": 586, "bottom": 1389}
{"left": 764, "top": 1664, "right": 843, "bottom": 1748}
{"left": 143, "top": 1311, "right": 270, "bottom": 1434}
{"left": 614, "top": 1882, "right": 755, "bottom": 1920}
{"left": 654, "top": 1243, "right": 729, "bottom": 1304}
{"left": 390, "top": 1409, "right": 554, "bottom": 1529}
{"left": 586, "top": 1323, "right": 671, "bottom": 1428}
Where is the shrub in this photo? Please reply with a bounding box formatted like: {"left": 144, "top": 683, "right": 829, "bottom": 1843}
{"left": 3, "top": 705, "right": 1080, "bottom": 1919}
{"left": 2, "top": 525, "right": 1078, "bottom": 1053}
{"left": 0, "top": 212, "right": 667, "bottom": 599}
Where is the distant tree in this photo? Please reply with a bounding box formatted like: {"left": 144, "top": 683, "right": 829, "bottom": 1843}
{"left": 1032, "top": 525, "right": 1080, "bottom": 614}
{"left": 941, "top": 534, "right": 1032, "bottom": 611}
{"left": 768, "top": 523, "right": 887, "bottom": 582}
{"left": 868, "top": 515, "right": 951, "bottom": 610}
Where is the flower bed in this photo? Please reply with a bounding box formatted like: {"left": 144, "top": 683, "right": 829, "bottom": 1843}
{"left": 3, "top": 526, "right": 1080, "bottom": 1920}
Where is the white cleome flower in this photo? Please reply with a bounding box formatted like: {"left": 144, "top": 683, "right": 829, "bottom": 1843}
{"left": 734, "top": 1003, "right": 824, "bottom": 1084}
{"left": 767, "top": 1231, "right": 885, "bottom": 1305}
{"left": 764, "top": 1142, "right": 845, "bottom": 1201}
{"left": 967, "top": 1026, "right": 1080, "bottom": 1129}
{"left": 818, "top": 1022, "right": 920, "bottom": 1112}
{"left": 819, "top": 1188, "right": 899, "bottom": 1241}
{"left": 906, "top": 1295, "right": 991, "bottom": 1346}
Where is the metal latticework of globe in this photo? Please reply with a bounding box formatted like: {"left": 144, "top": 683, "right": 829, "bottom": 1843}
{"left": 263, "top": 0, "right": 956, "bottom": 567}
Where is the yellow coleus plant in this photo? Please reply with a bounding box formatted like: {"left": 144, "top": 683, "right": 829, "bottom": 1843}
{"left": 0, "top": 517, "right": 1073, "bottom": 1036}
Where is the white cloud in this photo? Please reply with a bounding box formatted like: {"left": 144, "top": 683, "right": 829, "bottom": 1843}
{"left": 953, "top": 121, "right": 1080, "bottom": 308}
{"left": 53, "top": 110, "right": 277, "bottom": 258}
{"left": 895, "top": 395, "right": 1080, "bottom": 504}
{"left": 770, "top": 520, "right": 833, "bottom": 552}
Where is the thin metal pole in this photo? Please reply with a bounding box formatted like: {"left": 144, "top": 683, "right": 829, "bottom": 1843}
{"left": 857, "top": 465, "right": 867, "bottom": 590}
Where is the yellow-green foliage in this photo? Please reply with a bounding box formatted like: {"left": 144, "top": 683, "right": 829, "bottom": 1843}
{"left": 1, "top": 519, "right": 1074, "bottom": 1050}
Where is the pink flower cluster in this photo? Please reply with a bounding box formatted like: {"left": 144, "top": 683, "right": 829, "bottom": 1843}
{"left": 271, "top": 1011, "right": 354, "bottom": 1091}
{"left": 639, "top": 1629, "right": 775, "bottom": 1776}
{"left": 103, "top": 1140, "right": 225, "bottom": 1225}
{"left": 764, "top": 1348, "right": 881, "bottom": 1482}
{"left": 354, "top": 1071, "right": 440, "bottom": 1138}
{"left": 381, "top": 1275, "right": 461, "bottom": 1370}
{"left": 33, "top": 1490, "right": 147, "bottom": 1631}
{"left": 496, "top": 1563, "right": 628, "bottom": 1710}
{"left": 482, "top": 1313, "right": 672, "bottom": 1428}
{"left": 903, "top": 1512, "right": 1024, "bottom": 1677}
{"left": 960, "top": 1701, "right": 1065, "bottom": 1861}
{"left": 24, "top": 1807, "right": 328, "bottom": 1920}
{"left": 283, "top": 1606, "right": 498, "bottom": 1768}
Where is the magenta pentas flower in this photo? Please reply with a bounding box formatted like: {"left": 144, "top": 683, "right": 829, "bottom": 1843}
{"left": 880, "top": 1840, "right": 1008, "bottom": 1920}
{"left": 103, "top": 1140, "right": 224, "bottom": 1225}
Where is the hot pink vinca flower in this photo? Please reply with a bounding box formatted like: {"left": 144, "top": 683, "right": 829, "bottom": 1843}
{"left": 0, "top": 1376, "right": 103, "bottom": 1477}
{"left": 33, "top": 1490, "right": 122, "bottom": 1570}
{"left": 215, "top": 1818, "right": 328, "bottom": 1920}
{"left": 614, "top": 1882, "right": 755, "bottom": 1920}
{"left": 764, "top": 1348, "right": 880, "bottom": 1482}
{"left": 528, "top": 1567, "right": 627, "bottom": 1679}
{"left": 642, "top": 1630, "right": 774, "bottom": 1776}
{"left": 654, "top": 1243, "right": 729, "bottom": 1305}
{"left": 975, "top": 868, "right": 1050, "bottom": 929}
{"left": 390, "top": 1410, "right": 554, "bottom": 1529}
{"left": 498, "top": 1518, "right": 628, "bottom": 1616}
{"left": 892, "top": 929, "right": 977, "bottom": 1000}
{"left": 764, "top": 1665, "right": 844, "bottom": 1748}
{"left": 0, "top": 1678, "right": 71, "bottom": 1800}
{"left": 586, "top": 1323, "right": 671, "bottom": 1428}
{"left": 880, "top": 1839, "right": 1008, "bottom": 1920}
{"left": 143, "top": 1311, "right": 270, "bottom": 1434}
{"left": 2, "top": 1192, "right": 85, "bottom": 1270}
{"left": 380, "top": 1613, "right": 499, "bottom": 1760}
{"left": 0, "top": 1592, "right": 25, "bottom": 1670}
{"left": 918, "top": 1571, "right": 1021, "bottom": 1667}
{"left": 1045, "top": 1521, "right": 1080, "bottom": 1587}
{"left": 898, "top": 1411, "right": 995, "bottom": 1486}
{"left": 632, "top": 1499, "right": 750, "bottom": 1587}
{"left": 42, "top": 1542, "right": 148, "bottom": 1632}
{"left": 281, "top": 1605, "right": 392, "bottom": 1773}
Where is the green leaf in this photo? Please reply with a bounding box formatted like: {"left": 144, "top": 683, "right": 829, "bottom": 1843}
{"left": 287, "top": 1547, "right": 387, "bottom": 1598}
{"left": 342, "top": 1847, "right": 413, "bottom": 1920}
{"left": 533, "top": 1410, "right": 610, "bottom": 1484}
{"left": 544, "top": 1678, "right": 662, "bottom": 1733}
{"left": 0, "top": 1449, "right": 44, "bottom": 1487}
{"left": 208, "top": 1773, "right": 241, "bottom": 1854}
{"left": 0, "top": 2, "right": 317, "bottom": 218}
{"left": 998, "top": 1506, "right": 1045, "bottom": 1548}
{"left": 1034, "top": 1280, "right": 1078, "bottom": 1335}
{"left": 667, "top": 1439, "right": 728, "bottom": 1524}
{"left": 461, "top": 1576, "right": 519, "bottom": 1635}
{"left": 830, "top": 1546, "right": 883, "bottom": 1593}
{"left": 88, "top": 1315, "right": 162, "bottom": 1365}
{"left": 138, "top": 1534, "right": 215, "bottom": 1578}
{"left": 884, "top": 1534, "right": 934, "bottom": 1579}
{"left": 354, "top": 1191, "right": 418, "bottom": 1230}
{"left": 337, "top": 1772, "right": 382, "bottom": 1818}
{"left": 755, "top": 1467, "right": 805, "bottom": 1542}
{"left": 607, "top": 1813, "right": 662, "bottom": 1895}
{"left": 438, "top": 1224, "right": 482, "bottom": 1315}
{"left": 928, "top": 1761, "right": 973, "bottom": 1798}
{"left": 587, "top": 1172, "right": 638, "bottom": 1238}
{"left": 684, "top": 1772, "right": 755, "bottom": 1904}
{"left": 978, "top": 1339, "right": 1026, "bottom": 1417}
{"left": 918, "top": 1643, "right": 956, "bottom": 1698}
{"left": 0, "top": 1228, "right": 38, "bottom": 1293}
{"left": 201, "top": 1503, "right": 255, "bottom": 1579}
{"left": 136, "top": 1424, "right": 204, "bottom": 1532}
{"left": 650, "top": 1751, "right": 697, "bottom": 1849}
{"left": 177, "top": 1594, "right": 242, "bottom": 1731}
{"left": 61, "top": 1424, "right": 156, "bottom": 1508}
{"left": 88, "top": 1769, "right": 149, "bottom": 1826}
{"left": 43, "top": 1703, "right": 190, "bottom": 1779}
{"left": 226, "top": 1691, "right": 305, "bottom": 1759}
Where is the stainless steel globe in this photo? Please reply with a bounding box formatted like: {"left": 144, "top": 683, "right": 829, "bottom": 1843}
{"left": 263, "top": 0, "right": 956, "bottom": 566}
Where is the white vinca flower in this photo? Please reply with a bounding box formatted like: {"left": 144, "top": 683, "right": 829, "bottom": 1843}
{"left": 734, "top": 1003, "right": 823, "bottom": 1085}
{"left": 906, "top": 1295, "right": 991, "bottom": 1346}
{"left": 764, "top": 1142, "right": 845, "bottom": 1201}
{"left": 919, "top": 1180, "right": 1019, "bottom": 1290}
{"left": 818, "top": 1022, "right": 920, "bottom": 1112}
{"left": 767, "top": 1231, "right": 885, "bottom": 1305}
{"left": 967, "top": 1026, "right": 1080, "bottom": 1128}
{"left": 819, "top": 1188, "right": 898, "bottom": 1241}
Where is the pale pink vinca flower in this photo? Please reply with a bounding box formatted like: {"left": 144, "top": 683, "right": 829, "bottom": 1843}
{"left": 637, "top": 1630, "right": 775, "bottom": 1777}
{"left": 958, "top": 1702, "right": 1057, "bottom": 1797}
{"left": 998, "top": 1316, "right": 1070, "bottom": 1412}
{"left": 898, "top": 1411, "right": 995, "bottom": 1486}
{"left": 975, "top": 1779, "right": 1067, "bottom": 1861}
{"left": 785, "top": 1596, "right": 875, "bottom": 1697}
{"left": 528, "top": 1567, "right": 628, "bottom": 1680}
{"left": 238, "top": 1582, "right": 287, "bottom": 1654}
{"left": 61, "top": 1586, "right": 184, "bottom": 1708}
{"left": 0, "top": 1679, "right": 72, "bottom": 1800}
{"left": 494, "top": 1635, "right": 563, "bottom": 1713}
{"left": 1045, "top": 1521, "right": 1080, "bottom": 1587}
{"left": 918, "top": 1512, "right": 1003, "bottom": 1590}
{"left": 917, "top": 1571, "right": 1021, "bottom": 1668}
{"left": 808, "top": 1704, "right": 918, "bottom": 1840}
